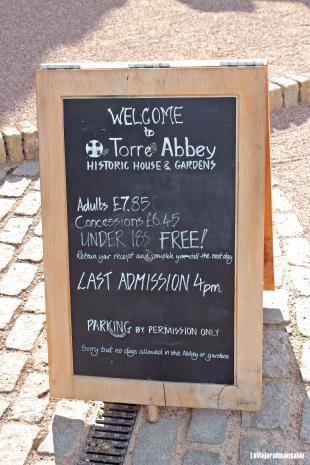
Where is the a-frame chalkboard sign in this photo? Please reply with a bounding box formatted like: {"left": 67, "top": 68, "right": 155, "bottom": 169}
{"left": 37, "top": 60, "right": 271, "bottom": 411}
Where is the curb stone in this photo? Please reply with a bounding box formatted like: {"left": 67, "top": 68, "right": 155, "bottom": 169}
{"left": 0, "top": 72, "right": 309, "bottom": 165}
{"left": 271, "top": 77, "right": 299, "bottom": 109}
{"left": 284, "top": 72, "right": 310, "bottom": 103}
{"left": 2, "top": 127, "right": 23, "bottom": 163}
{"left": 0, "top": 134, "right": 6, "bottom": 164}
{"left": 268, "top": 82, "right": 282, "bottom": 112}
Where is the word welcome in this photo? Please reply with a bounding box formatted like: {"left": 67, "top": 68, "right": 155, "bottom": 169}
{"left": 107, "top": 105, "right": 184, "bottom": 126}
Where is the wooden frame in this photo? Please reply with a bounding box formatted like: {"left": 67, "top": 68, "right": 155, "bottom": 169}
{"left": 37, "top": 62, "right": 267, "bottom": 410}
{"left": 264, "top": 82, "right": 275, "bottom": 290}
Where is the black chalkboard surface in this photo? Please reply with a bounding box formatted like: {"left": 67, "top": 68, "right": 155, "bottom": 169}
{"left": 63, "top": 96, "right": 236, "bottom": 385}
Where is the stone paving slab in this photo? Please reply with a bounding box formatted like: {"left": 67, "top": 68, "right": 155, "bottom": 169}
{"left": 34, "top": 220, "right": 42, "bottom": 236}
{"left": 0, "top": 262, "right": 37, "bottom": 296}
{"left": 32, "top": 179, "right": 40, "bottom": 191}
{"left": 274, "top": 257, "right": 283, "bottom": 289}
{"left": 0, "top": 198, "right": 15, "bottom": 221}
{"left": 296, "top": 298, "right": 310, "bottom": 337}
{"left": 18, "top": 236, "right": 43, "bottom": 262}
{"left": 15, "top": 191, "right": 40, "bottom": 216}
{"left": 0, "top": 296, "right": 21, "bottom": 329}
{"left": 263, "top": 331, "right": 290, "bottom": 378}
{"left": 132, "top": 417, "right": 179, "bottom": 465}
{"left": 25, "top": 282, "right": 45, "bottom": 313}
{"left": 33, "top": 461, "right": 55, "bottom": 465}
{"left": 274, "top": 212, "right": 303, "bottom": 237}
{"left": 37, "top": 399, "right": 92, "bottom": 465}
{"left": 0, "top": 243, "right": 15, "bottom": 272}
{"left": 239, "top": 435, "right": 290, "bottom": 465}
{"left": 5, "top": 313, "right": 45, "bottom": 351}
{"left": 13, "top": 160, "right": 40, "bottom": 177}
{"left": 31, "top": 334, "right": 48, "bottom": 372}
{"left": 301, "top": 341, "right": 310, "bottom": 383}
{"left": 301, "top": 390, "right": 310, "bottom": 445}
{"left": 0, "top": 351, "right": 28, "bottom": 392}
{"left": 187, "top": 409, "right": 227, "bottom": 444}
{"left": 272, "top": 187, "right": 292, "bottom": 212}
{"left": 291, "top": 266, "right": 310, "bottom": 295}
{"left": 0, "top": 398, "right": 9, "bottom": 419}
{"left": 0, "top": 216, "right": 33, "bottom": 244}
{"left": 241, "top": 381, "right": 292, "bottom": 431}
{"left": 0, "top": 177, "right": 30, "bottom": 197}
{"left": 0, "top": 422, "right": 39, "bottom": 465}
{"left": 283, "top": 237, "right": 310, "bottom": 267}
{"left": 11, "top": 372, "right": 49, "bottom": 423}
{"left": 183, "top": 450, "right": 220, "bottom": 465}
{"left": 263, "top": 290, "right": 290, "bottom": 324}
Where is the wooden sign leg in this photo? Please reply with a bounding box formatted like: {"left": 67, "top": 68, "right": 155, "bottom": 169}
{"left": 147, "top": 405, "right": 159, "bottom": 423}
{"left": 263, "top": 64, "right": 275, "bottom": 290}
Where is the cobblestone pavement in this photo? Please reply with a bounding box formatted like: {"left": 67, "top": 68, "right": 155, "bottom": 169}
{"left": 0, "top": 161, "right": 98, "bottom": 465}
{"left": 0, "top": 117, "right": 309, "bottom": 463}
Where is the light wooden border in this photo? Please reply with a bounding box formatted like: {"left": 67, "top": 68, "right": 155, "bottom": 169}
{"left": 36, "top": 64, "right": 266, "bottom": 410}
{"left": 264, "top": 77, "right": 275, "bottom": 290}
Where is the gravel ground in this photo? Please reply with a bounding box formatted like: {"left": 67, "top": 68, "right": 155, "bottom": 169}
{"left": 271, "top": 103, "right": 310, "bottom": 239}
{"left": 0, "top": 0, "right": 310, "bottom": 127}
